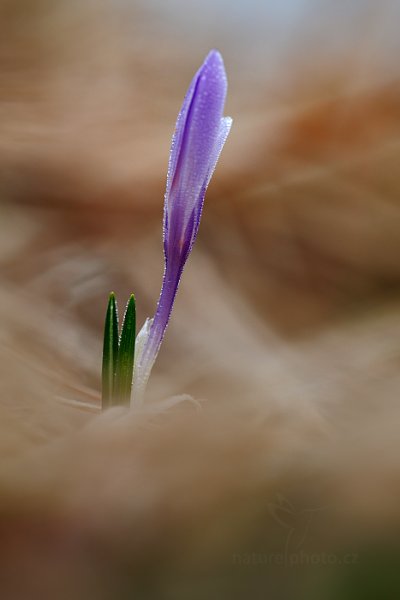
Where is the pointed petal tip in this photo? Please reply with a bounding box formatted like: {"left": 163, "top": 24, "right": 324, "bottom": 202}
{"left": 205, "top": 49, "right": 223, "bottom": 63}
{"left": 202, "top": 49, "right": 226, "bottom": 76}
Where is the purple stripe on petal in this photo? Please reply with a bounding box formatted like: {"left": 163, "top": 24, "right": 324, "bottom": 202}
{"left": 165, "top": 65, "right": 200, "bottom": 199}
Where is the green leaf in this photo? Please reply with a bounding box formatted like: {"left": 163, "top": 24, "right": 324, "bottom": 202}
{"left": 114, "top": 294, "right": 136, "bottom": 406}
{"left": 101, "top": 292, "right": 119, "bottom": 410}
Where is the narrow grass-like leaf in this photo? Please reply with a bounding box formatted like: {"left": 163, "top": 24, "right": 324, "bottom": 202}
{"left": 101, "top": 292, "right": 119, "bottom": 410}
{"left": 114, "top": 294, "right": 136, "bottom": 406}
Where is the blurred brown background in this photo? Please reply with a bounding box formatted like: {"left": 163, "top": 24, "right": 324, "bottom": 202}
{"left": 0, "top": 0, "right": 400, "bottom": 598}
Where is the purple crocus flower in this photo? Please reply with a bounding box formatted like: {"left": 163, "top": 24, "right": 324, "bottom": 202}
{"left": 132, "top": 50, "right": 232, "bottom": 405}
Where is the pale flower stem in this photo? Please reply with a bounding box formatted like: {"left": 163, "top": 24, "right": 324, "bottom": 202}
{"left": 132, "top": 263, "right": 181, "bottom": 406}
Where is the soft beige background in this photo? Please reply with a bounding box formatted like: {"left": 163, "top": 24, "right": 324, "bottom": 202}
{"left": 0, "top": 1, "right": 400, "bottom": 598}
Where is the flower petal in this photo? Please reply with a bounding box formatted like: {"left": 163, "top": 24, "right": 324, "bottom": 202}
{"left": 165, "top": 50, "right": 228, "bottom": 251}
{"left": 206, "top": 116, "right": 233, "bottom": 187}
{"left": 180, "top": 116, "right": 233, "bottom": 255}
{"left": 132, "top": 51, "right": 232, "bottom": 407}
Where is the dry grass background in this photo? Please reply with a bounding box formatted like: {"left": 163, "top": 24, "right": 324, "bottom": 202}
{"left": 0, "top": 0, "right": 400, "bottom": 598}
